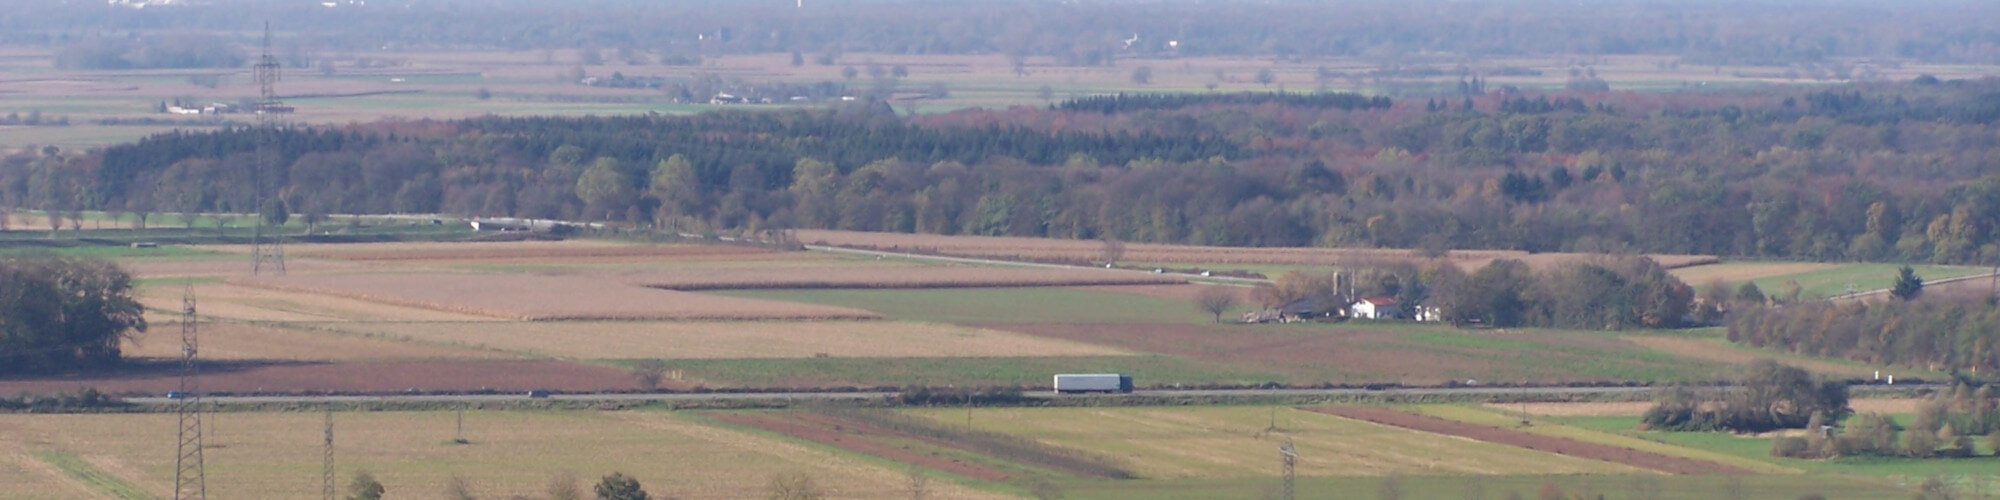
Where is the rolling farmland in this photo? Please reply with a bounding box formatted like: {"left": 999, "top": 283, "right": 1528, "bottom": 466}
{"left": 228, "top": 273, "right": 882, "bottom": 321}
{"left": 308, "top": 320, "right": 1133, "bottom": 359}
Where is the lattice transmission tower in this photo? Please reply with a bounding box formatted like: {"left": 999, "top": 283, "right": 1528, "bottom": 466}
{"left": 250, "top": 20, "right": 286, "bottom": 275}
{"left": 173, "top": 284, "right": 207, "bottom": 500}
{"left": 322, "top": 408, "right": 335, "bottom": 500}
{"left": 1278, "top": 439, "right": 1296, "bottom": 500}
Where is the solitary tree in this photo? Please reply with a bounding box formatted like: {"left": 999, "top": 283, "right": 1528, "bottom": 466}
{"left": 1195, "top": 286, "right": 1240, "bottom": 323}
{"left": 1129, "top": 66, "right": 1153, "bottom": 85}
{"left": 346, "top": 471, "right": 385, "bottom": 500}
{"left": 1891, "top": 265, "right": 1924, "bottom": 301}
{"left": 547, "top": 473, "right": 584, "bottom": 500}
{"left": 594, "top": 472, "right": 649, "bottom": 500}
{"left": 631, "top": 359, "right": 668, "bottom": 391}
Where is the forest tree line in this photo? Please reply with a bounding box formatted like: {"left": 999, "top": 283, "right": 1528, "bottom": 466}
{"left": 7, "top": 82, "right": 2000, "bottom": 266}
{"left": 3, "top": 0, "right": 1999, "bottom": 67}
{"left": 1728, "top": 295, "right": 2000, "bottom": 375}
{"left": 1258, "top": 255, "right": 1694, "bottom": 330}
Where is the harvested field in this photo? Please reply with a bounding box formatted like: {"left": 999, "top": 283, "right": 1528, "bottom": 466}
{"left": 229, "top": 272, "right": 881, "bottom": 321}
{"left": 626, "top": 265, "right": 1184, "bottom": 290}
{"left": 797, "top": 229, "right": 1717, "bottom": 270}
{"left": 991, "top": 323, "right": 1733, "bottom": 385}
{"left": 1302, "top": 406, "right": 1748, "bottom": 475}
{"left": 136, "top": 283, "right": 500, "bottom": 323}
{"left": 709, "top": 412, "right": 1014, "bottom": 481}
{"left": 1620, "top": 335, "right": 1882, "bottom": 378}
{"left": 273, "top": 240, "right": 775, "bottom": 262}
{"left": 311, "top": 320, "right": 1130, "bottom": 359}
{"left": 121, "top": 322, "right": 506, "bottom": 361}
{"left": 0, "top": 411, "right": 1010, "bottom": 500}
{"left": 116, "top": 258, "right": 353, "bottom": 278}
{"left": 0, "top": 447, "right": 91, "bottom": 500}
{"left": 1668, "top": 262, "right": 1838, "bottom": 286}
{"left": 908, "top": 406, "right": 1642, "bottom": 479}
{"left": 0, "top": 359, "right": 637, "bottom": 396}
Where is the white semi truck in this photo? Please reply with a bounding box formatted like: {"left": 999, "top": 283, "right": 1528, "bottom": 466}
{"left": 1053, "top": 373, "right": 1134, "bottom": 394}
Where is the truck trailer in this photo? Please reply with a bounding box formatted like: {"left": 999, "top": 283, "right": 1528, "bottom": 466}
{"left": 1053, "top": 373, "right": 1133, "bottom": 394}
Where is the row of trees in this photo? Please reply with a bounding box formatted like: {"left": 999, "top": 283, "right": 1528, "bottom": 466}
{"left": 1727, "top": 295, "right": 2000, "bottom": 375}
{"left": 9, "top": 83, "right": 2000, "bottom": 264}
{"left": 0, "top": 254, "right": 146, "bottom": 375}
{"left": 10, "top": 0, "right": 2000, "bottom": 64}
{"left": 1771, "top": 382, "right": 2000, "bottom": 459}
{"left": 1641, "top": 360, "right": 1850, "bottom": 433}
{"left": 1249, "top": 256, "right": 1694, "bottom": 329}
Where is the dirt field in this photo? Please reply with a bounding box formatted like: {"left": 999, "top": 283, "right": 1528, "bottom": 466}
{"left": 116, "top": 258, "right": 355, "bottom": 278}
{"left": 228, "top": 272, "right": 882, "bottom": 321}
{"left": 990, "top": 323, "right": 1727, "bottom": 385}
{"left": 908, "top": 406, "right": 1641, "bottom": 479}
{"left": 626, "top": 265, "right": 1184, "bottom": 290}
{"left": 797, "top": 229, "right": 1716, "bottom": 271}
{"left": 310, "top": 320, "right": 1130, "bottom": 359}
{"left": 1302, "top": 406, "right": 1747, "bottom": 475}
{"left": 120, "top": 322, "right": 505, "bottom": 361}
{"left": 273, "top": 240, "right": 775, "bottom": 262}
{"left": 0, "top": 359, "right": 637, "bottom": 396}
{"left": 1620, "top": 335, "right": 1882, "bottom": 378}
{"left": 136, "top": 282, "right": 501, "bottom": 323}
{"left": 1668, "top": 262, "right": 1839, "bottom": 286}
{"left": 709, "top": 412, "right": 1014, "bottom": 482}
{"left": 0, "top": 410, "right": 1010, "bottom": 500}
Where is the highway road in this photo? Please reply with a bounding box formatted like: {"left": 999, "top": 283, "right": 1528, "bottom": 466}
{"left": 122, "top": 383, "right": 1934, "bottom": 406}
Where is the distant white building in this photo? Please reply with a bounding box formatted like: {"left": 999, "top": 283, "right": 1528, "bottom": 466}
{"left": 1350, "top": 297, "right": 1399, "bottom": 320}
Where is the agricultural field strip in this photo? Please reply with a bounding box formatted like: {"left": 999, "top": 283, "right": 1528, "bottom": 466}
{"left": 275, "top": 240, "right": 776, "bottom": 261}
{"left": 0, "top": 440, "right": 98, "bottom": 499}
{"left": 121, "top": 321, "right": 509, "bottom": 361}
{"left": 1412, "top": 405, "right": 1800, "bottom": 475}
{"left": 626, "top": 265, "right": 1184, "bottom": 290}
{"left": 0, "top": 411, "right": 1012, "bottom": 500}
{"left": 304, "top": 320, "right": 1134, "bottom": 359}
{"left": 796, "top": 229, "right": 1716, "bottom": 269}
{"left": 907, "top": 406, "right": 1642, "bottom": 479}
{"left": 227, "top": 272, "right": 882, "bottom": 321}
{"left": 135, "top": 282, "right": 502, "bottom": 323}
{"left": 1619, "top": 335, "right": 1909, "bottom": 379}
{"left": 1302, "top": 406, "right": 1751, "bottom": 475}
{"left": 705, "top": 412, "right": 1015, "bottom": 482}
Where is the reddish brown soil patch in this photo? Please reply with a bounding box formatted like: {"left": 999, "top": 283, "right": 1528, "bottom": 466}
{"left": 1303, "top": 406, "right": 1748, "bottom": 475}
{"left": 710, "top": 412, "right": 1013, "bottom": 481}
{"left": 0, "top": 359, "right": 645, "bottom": 396}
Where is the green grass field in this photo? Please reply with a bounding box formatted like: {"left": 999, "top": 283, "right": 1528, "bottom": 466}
{"left": 1749, "top": 263, "right": 1988, "bottom": 300}
{"left": 710, "top": 287, "right": 1212, "bottom": 324}
{"left": 1045, "top": 474, "right": 1910, "bottom": 500}
{"left": 1555, "top": 415, "right": 2000, "bottom": 497}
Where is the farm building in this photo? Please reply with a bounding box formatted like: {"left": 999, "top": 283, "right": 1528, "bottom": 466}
{"left": 1350, "top": 297, "right": 1399, "bottom": 319}
{"left": 1242, "top": 297, "right": 1338, "bottom": 323}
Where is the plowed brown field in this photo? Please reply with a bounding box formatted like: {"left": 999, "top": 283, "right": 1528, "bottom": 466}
{"left": 121, "top": 322, "right": 504, "bottom": 361}
{"left": 229, "top": 273, "right": 881, "bottom": 321}
{"left": 274, "top": 240, "right": 774, "bottom": 261}
{"left": 310, "top": 321, "right": 1130, "bottom": 359}
{"left": 0, "top": 360, "right": 641, "bottom": 396}
{"left": 626, "top": 266, "right": 1183, "bottom": 290}
{"left": 1303, "top": 406, "right": 1747, "bottom": 475}
{"left": 797, "top": 229, "right": 1716, "bottom": 270}
{"left": 136, "top": 283, "right": 499, "bottom": 323}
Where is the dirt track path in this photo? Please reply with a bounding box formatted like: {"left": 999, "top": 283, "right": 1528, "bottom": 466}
{"left": 1302, "top": 406, "right": 1750, "bottom": 475}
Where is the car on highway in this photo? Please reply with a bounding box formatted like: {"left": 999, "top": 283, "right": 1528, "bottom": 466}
{"left": 526, "top": 390, "right": 550, "bottom": 398}
{"left": 166, "top": 391, "right": 186, "bottom": 399}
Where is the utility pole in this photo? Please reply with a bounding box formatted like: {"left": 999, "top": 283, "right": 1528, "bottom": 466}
{"left": 322, "top": 408, "right": 335, "bottom": 500}
{"left": 173, "top": 284, "right": 207, "bottom": 500}
{"left": 250, "top": 20, "right": 286, "bottom": 276}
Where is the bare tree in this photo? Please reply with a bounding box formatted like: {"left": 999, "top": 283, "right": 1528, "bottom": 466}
{"left": 445, "top": 475, "right": 477, "bottom": 500}
{"left": 768, "top": 472, "right": 822, "bottom": 500}
{"left": 906, "top": 468, "right": 930, "bottom": 500}
{"left": 632, "top": 359, "right": 668, "bottom": 391}
{"left": 546, "top": 472, "right": 583, "bottom": 500}
{"left": 1195, "top": 286, "right": 1240, "bottom": 323}
{"left": 1098, "top": 238, "right": 1126, "bottom": 267}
